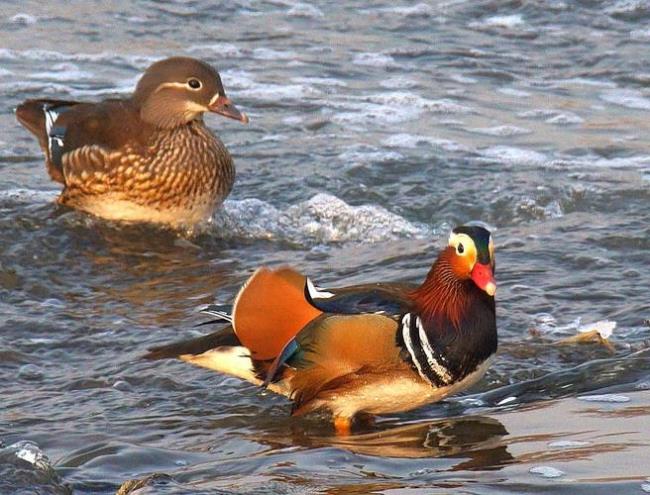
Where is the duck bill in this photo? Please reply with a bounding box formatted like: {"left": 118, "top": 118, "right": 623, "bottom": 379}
{"left": 471, "top": 263, "right": 496, "bottom": 296}
{"left": 208, "top": 94, "right": 249, "bottom": 123}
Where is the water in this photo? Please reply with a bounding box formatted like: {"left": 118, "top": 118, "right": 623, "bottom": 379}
{"left": 1, "top": 0, "right": 650, "bottom": 493}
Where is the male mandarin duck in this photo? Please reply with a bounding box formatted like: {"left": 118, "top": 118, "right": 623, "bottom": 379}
{"left": 145, "top": 225, "right": 497, "bottom": 434}
{"left": 15, "top": 56, "right": 248, "bottom": 227}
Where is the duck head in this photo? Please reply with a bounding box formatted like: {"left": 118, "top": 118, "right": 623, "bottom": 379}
{"left": 410, "top": 224, "right": 496, "bottom": 326}
{"left": 133, "top": 56, "right": 249, "bottom": 128}
{"left": 446, "top": 225, "right": 496, "bottom": 296}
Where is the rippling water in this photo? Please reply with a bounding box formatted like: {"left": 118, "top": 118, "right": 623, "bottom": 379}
{"left": 1, "top": 1, "right": 650, "bottom": 493}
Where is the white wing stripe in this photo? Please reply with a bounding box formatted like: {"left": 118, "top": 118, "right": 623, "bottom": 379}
{"left": 401, "top": 314, "right": 429, "bottom": 383}
{"left": 416, "top": 316, "right": 452, "bottom": 384}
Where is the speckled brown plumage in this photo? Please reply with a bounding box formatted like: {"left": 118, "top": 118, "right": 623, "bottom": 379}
{"left": 15, "top": 57, "right": 247, "bottom": 227}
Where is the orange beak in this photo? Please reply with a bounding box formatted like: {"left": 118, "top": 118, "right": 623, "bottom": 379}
{"left": 471, "top": 262, "right": 496, "bottom": 296}
{"left": 208, "top": 95, "right": 249, "bottom": 123}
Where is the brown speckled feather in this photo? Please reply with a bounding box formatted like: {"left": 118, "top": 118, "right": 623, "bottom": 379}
{"left": 15, "top": 57, "right": 244, "bottom": 226}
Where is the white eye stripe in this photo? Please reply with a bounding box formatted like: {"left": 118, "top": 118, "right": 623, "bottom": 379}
{"left": 153, "top": 81, "right": 189, "bottom": 93}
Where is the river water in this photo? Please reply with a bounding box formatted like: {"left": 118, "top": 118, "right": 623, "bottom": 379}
{"left": 1, "top": 1, "right": 649, "bottom": 493}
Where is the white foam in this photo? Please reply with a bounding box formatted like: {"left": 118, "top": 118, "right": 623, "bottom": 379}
{"left": 600, "top": 89, "right": 650, "bottom": 110}
{"left": 478, "top": 146, "right": 548, "bottom": 166}
{"left": 214, "top": 193, "right": 428, "bottom": 244}
{"left": 291, "top": 76, "right": 347, "bottom": 87}
{"left": 517, "top": 108, "right": 558, "bottom": 119}
{"left": 188, "top": 43, "right": 243, "bottom": 58}
{"left": 0, "top": 48, "right": 157, "bottom": 69}
{"left": 238, "top": 82, "right": 321, "bottom": 101}
{"left": 330, "top": 101, "right": 414, "bottom": 126}
{"left": 517, "top": 197, "right": 563, "bottom": 219}
{"left": 367, "top": 92, "right": 474, "bottom": 113}
{"left": 30, "top": 62, "right": 94, "bottom": 82}
{"left": 6, "top": 441, "right": 51, "bottom": 472}
{"left": 550, "top": 154, "right": 650, "bottom": 169}
{"left": 559, "top": 78, "right": 617, "bottom": 88}
{"left": 287, "top": 3, "right": 324, "bottom": 17}
{"left": 378, "top": 3, "right": 434, "bottom": 16}
{"left": 498, "top": 87, "right": 531, "bottom": 97}
{"left": 449, "top": 74, "right": 478, "bottom": 84}
{"left": 380, "top": 76, "right": 419, "bottom": 89}
{"left": 545, "top": 113, "right": 584, "bottom": 125}
{"left": 472, "top": 14, "right": 525, "bottom": 29}
{"left": 282, "top": 115, "right": 304, "bottom": 125}
{"left": 531, "top": 314, "right": 583, "bottom": 335}
{"left": 0, "top": 188, "right": 58, "bottom": 205}
{"left": 332, "top": 92, "right": 473, "bottom": 126}
{"left": 10, "top": 13, "right": 37, "bottom": 24}
{"left": 605, "top": 0, "right": 649, "bottom": 15}
{"left": 631, "top": 28, "right": 650, "bottom": 40}
{"left": 352, "top": 52, "right": 397, "bottom": 68}
{"left": 220, "top": 69, "right": 257, "bottom": 90}
{"left": 252, "top": 47, "right": 297, "bottom": 60}
{"left": 465, "top": 125, "right": 531, "bottom": 136}
{"left": 338, "top": 146, "right": 403, "bottom": 164}
{"left": 383, "top": 133, "right": 467, "bottom": 152}
{"left": 529, "top": 466, "right": 565, "bottom": 478}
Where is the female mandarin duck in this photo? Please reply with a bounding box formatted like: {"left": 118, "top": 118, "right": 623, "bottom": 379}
{"left": 145, "top": 225, "right": 497, "bottom": 434}
{"left": 15, "top": 56, "right": 248, "bottom": 227}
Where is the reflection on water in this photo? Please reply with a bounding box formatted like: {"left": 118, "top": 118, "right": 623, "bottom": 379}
{"left": 263, "top": 415, "right": 513, "bottom": 468}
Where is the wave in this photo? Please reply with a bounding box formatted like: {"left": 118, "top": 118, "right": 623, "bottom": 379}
{"left": 213, "top": 193, "right": 430, "bottom": 244}
{"left": 0, "top": 188, "right": 430, "bottom": 245}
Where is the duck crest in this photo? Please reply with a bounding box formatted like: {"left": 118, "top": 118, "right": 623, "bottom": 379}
{"left": 398, "top": 249, "right": 497, "bottom": 387}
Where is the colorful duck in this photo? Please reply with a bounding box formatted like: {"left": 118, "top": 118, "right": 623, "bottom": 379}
{"left": 145, "top": 225, "right": 497, "bottom": 434}
{"left": 16, "top": 56, "right": 248, "bottom": 227}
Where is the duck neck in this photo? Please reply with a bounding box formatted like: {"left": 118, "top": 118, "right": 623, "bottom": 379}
{"left": 405, "top": 249, "right": 497, "bottom": 384}
{"left": 409, "top": 249, "right": 472, "bottom": 329}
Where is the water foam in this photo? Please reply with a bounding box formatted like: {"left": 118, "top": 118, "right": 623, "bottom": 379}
{"left": 0, "top": 48, "right": 157, "bottom": 69}
{"left": 600, "top": 89, "right": 650, "bottom": 110}
{"left": 352, "top": 52, "right": 397, "bottom": 68}
{"left": 478, "top": 146, "right": 548, "bottom": 166}
{"left": 383, "top": 133, "right": 467, "bottom": 152}
{"left": 471, "top": 15, "right": 526, "bottom": 29}
{"left": 214, "top": 193, "right": 428, "bottom": 244}
{"left": 287, "top": 3, "right": 324, "bottom": 17}
{"left": 378, "top": 3, "right": 435, "bottom": 17}
{"left": 465, "top": 125, "right": 531, "bottom": 136}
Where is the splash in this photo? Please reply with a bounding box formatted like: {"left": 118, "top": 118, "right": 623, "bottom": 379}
{"left": 213, "top": 193, "right": 429, "bottom": 245}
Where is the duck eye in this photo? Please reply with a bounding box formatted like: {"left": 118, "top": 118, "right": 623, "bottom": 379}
{"left": 457, "top": 243, "right": 465, "bottom": 255}
{"left": 187, "top": 78, "right": 202, "bottom": 90}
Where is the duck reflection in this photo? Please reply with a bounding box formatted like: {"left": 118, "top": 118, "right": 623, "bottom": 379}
{"left": 66, "top": 220, "right": 242, "bottom": 326}
{"left": 260, "top": 415, "right": 512, "bottom": 471}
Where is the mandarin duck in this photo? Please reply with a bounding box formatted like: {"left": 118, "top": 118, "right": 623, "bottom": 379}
{"left": 16, "top": 56, "right": 248, "bottom": 227}
{"left": 145, "top": 225, "right": 497, "bottom": 434}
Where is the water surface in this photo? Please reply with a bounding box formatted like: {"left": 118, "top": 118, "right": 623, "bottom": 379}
{"left": 1, "top": 1, "right": 649, "bottom": 493}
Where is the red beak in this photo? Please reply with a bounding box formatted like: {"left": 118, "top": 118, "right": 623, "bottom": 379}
{"left": 471, "top": 263, "right": 496, "bottom": 296}
{"left": 208, "top": 95, "right": 249, "bottom": 123}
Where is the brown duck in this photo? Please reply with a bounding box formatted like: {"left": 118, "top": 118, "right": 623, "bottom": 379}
{"left": 16, "top": 56, "right": 248, "bottom": 227}
{"left": 145, "top": 225, "right": 498, "bottom": 435}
